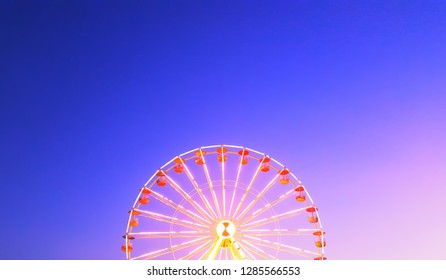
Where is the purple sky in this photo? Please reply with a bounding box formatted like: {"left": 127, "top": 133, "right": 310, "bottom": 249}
{"left": 1, "top": 1, "right": 445, "bottom": 259}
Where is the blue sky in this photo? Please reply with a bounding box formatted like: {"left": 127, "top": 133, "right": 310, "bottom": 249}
{"left": 1, "top": 1, "right": 445, "bottom": 259}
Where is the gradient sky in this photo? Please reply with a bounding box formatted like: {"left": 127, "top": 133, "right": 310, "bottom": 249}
{"left": 1, "top": 1, "right": 446, "bottom": 259}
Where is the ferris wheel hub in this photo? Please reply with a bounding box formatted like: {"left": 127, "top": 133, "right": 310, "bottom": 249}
{"left": 216, "top": 220, "right": 236, "bottom": 239}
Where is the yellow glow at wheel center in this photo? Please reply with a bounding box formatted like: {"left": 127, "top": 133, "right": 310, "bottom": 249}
{"left": 216, "top": 220, "right": 236, "bottom": 238}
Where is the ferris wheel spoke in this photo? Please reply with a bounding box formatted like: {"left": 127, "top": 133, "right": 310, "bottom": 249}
{"left": 181, "top": 159, "right": 218, "bottom": 220}
{"left": 241, "top": 246, "right": 268, "bottom": 260}
{"left": 237, "top": 242, "right": 257, "bottom": 260}
{"left": 218, "top": 247, "right": 223, "bottom": 260}
{"left": 228, "top": 245, "right": 238, "bottom": 260}
{"left": 228, "top": 150, "right": 244, "bottom": 218}
{"left": 131, "top": 236, "right": 210, "bottom": 260}
{"left": 235, "top": 173, "right": 280, "bottom": 222}
{"left": 240, "top": 228, "right": 316, "bottom": 237}
{"left": 240, "top": 206, "right": 308, "bottom": 229}
{"left": 197, "top": 240, "right": 217, "bottom": 260}
{"left": 220, "top": 147, "right": 226, "bottom": 219}
{"left": 239, "top": 189, "right": 296, "bottom": 225}
{"left": 239, "top": 240, "right": 277, "bottom": 260}
{"left": 244, "top": 236, "right": 319, "bottom": 259}
{"left": 179, "top": 239, "right": 213, "bottom": 260}
{"left": 231, "top": 240, "right": 248, "bottom": 260}
{"left": 232, "top": 159, "right": 262, "bottom": 218}
{"left": 130, "top": 230, "right": 210, "bottom": 239}
{"left": 164, "top": 174, "right": 214, "bottom": 222}
{"left": 138, "top": 209, "right": 207, "bottom": 230}
{"left": 199, "top": 149, "right": 222, "bottom": 218}
{"left": 150, "top": 190, "right": 211, "bottom": 225}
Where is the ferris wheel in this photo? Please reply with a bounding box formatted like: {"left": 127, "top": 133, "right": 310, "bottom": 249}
{"left": 122, "top": 145, "right": 327, "bottom": 260}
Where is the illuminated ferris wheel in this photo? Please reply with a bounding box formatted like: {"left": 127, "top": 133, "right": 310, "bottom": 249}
{"left": 122, "top": 145, "right": 326, "bottom": 260}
